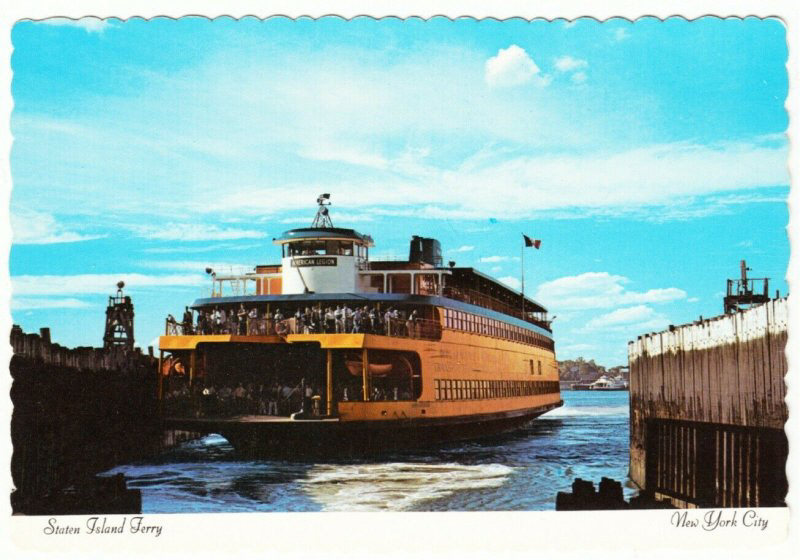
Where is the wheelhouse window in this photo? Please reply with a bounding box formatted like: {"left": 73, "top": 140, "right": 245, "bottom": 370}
{"left": 287, "top": 240, "right": 356, "bottom": 256}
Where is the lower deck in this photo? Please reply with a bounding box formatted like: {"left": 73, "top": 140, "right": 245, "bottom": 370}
{"left": 163, "top": 400, "right": 562, "bottom": 456}
{"left": 158, "top": 330, "right": 561, "bottom": 425}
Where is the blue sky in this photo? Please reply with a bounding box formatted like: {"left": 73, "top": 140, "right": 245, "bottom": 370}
{"left": 8, "top": 16, "right": 789, "bottom": 366}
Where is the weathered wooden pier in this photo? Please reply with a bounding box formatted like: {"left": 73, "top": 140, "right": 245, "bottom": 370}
{"left": 628, "top": 268, "right": 788, "bottom": 508}
{"left": 9, "top": 284, "right": 199, "bottom": 515}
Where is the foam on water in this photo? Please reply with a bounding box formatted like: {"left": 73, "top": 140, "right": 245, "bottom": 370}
{"left": 543, "top": 405, "right": 629, "bottom": 418}
{"left": 302, "top": 462, "right": 514, "bottom": 511}
{"left": 104, "top": 391, "right": 632, "bottom": 511}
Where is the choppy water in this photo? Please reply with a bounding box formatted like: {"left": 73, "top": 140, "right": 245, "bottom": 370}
{"left": 104, "top": 391, "right": 633, "bottom": 512}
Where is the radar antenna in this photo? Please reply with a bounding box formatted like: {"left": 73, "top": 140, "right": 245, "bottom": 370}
{"left": 311, "top": 193, "right": 334, "bottom": 228}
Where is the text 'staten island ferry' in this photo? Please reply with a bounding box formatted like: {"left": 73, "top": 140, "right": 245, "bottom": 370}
{"left": 159, "top": 195, "right": 562, "bottom": 454}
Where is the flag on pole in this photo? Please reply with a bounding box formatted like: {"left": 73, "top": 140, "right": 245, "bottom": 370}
{"left": 523, "top": 234, "right": 541, "bottom": 249}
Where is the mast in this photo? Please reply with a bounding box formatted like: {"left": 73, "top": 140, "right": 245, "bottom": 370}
{"left": 311, "top": 193, "right": 334, "bottom": 228}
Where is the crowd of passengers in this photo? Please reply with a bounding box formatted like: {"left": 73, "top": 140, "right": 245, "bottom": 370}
{"left": 167, "top": 303, "right": 425, "bottom": 338}
{"left": 162, "top": 376, "right": 414, "bottom": 418}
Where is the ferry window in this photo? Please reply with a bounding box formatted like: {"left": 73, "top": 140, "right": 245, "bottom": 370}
{"left": 458, "top": 380, "right": 464, "bottom": 400}
{"left": 445, "top": 379, "right": 452, "bottom": 400}
{"left": 290, "top": 241, "right": 326, "bottom": 256}
{"left": 529, "top": 359, "right": 535, "bottom": 375}
{"left": 538, "top": 360, "right": 542, "bottom": 375}
{"left": 416, "top": 274, "right": 439, "bottom": 296}
{"left": 388, "top": 273, "right": 412, "bottom": 294}
{"left": 365, "top": 274, "right": 385, "bottom": 293}
{"left": 435, "top": 379, "right": 441, "bottom": 400}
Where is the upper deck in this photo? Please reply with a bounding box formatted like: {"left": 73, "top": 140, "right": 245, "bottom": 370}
{"left": 191, "top": 196, "right": 552, "bottom": 333}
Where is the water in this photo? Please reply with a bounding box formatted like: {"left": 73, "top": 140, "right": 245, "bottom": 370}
{"left": 104, "top": 391, "right": 633, "bottom": 512}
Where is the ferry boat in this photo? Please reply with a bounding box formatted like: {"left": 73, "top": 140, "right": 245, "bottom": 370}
{"left": 158, "top": 196, "right": 562, "bottom": 455}
{"left": 571, "top": 375, "right": 628, "bottom": 391}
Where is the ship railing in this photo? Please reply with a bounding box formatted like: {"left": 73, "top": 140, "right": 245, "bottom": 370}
{"left": 441, "top": 286, "right": 550, "bottom": 328}
{"left": 166, "top": 316, "right": 442, "bottom": 340}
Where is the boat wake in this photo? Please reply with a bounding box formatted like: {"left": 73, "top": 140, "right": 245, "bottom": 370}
{"left": 301, "top": 462, "right": 514, "bottom": 511}
{"left": 543, "top": 405, "right": 628, "bottom": 418}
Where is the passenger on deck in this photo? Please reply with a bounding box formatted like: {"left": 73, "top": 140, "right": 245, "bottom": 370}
{"left": 294, "top": 308, "right": 304, "bottom": 334}
{"left": 303, "top": 379, "right": 313, "bottom": 415}
{"left": 268, "top": 381, "right": 280, "bottom": 415}
{"left": 248, "top": 307, "right": 258, "bottom": 334}
{"left": 352, "top": 307, "right": 363, "bottom": 333}
{"left": 324, "top": 307, "right": 335, "bottom": 333}
{"left": 368, "top": 307, "right": 378, "bottom": 334}
{"left": 218, "top": 307, "right": 228, "bottom": 334}
{"left": 182, "top": 306, "right": 193, "bottom": 335}
{"left": 407, "top": 309, "right": 418, "bottom": 338}
{"left": 334, "top": 305, "right": 344, "bottom": 333}
{"left": 261, "top": 310, "right": 270, "bottom": 335}
{"left": 233, "top": 383, "right": 247, "bottom": 413}
{"left": 344, "top": 304, "right": 354, "bottom": 333}
{"left": 237, "top": 304, "right": 248, "bottom": 335}
{"left": 273, "top": 309, "right": 285, "bottom": 335}
{"left": 230, "top": 311, "right": 239, "bottom": 337}
{"left": 384, "top": 308, "right": 393, "bottom": 336}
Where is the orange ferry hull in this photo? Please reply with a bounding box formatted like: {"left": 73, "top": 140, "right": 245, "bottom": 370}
{"left": 165, "top": 402, "right": 562, "bottom": 457}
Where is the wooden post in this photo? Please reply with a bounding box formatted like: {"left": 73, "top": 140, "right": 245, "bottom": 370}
{"left": 189, "top": 350, "right": 196, "bottom": 386}
{"left": 326, "top": 349, "right": 333, "bottom": 416}
{"left": 157, "top": 350, "right": 164, "bottom": 400}
{"left": 362, "top": 347, "right": 369, "bottom": 401}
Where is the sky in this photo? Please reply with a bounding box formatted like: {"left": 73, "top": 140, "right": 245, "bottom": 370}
{"left": 8, "top": 15, "right": 789, "bottom": 366}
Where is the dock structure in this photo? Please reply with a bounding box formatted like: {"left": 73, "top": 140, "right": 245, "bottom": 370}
{"left": 628, "top": 296, "right": 788, "bottom": 508}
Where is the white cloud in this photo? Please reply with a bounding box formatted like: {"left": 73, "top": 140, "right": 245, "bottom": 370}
{"left": 491, "top": 266, "right": 503, "bottom": 273}
{"left": 128, "top": 223, "right": 266, "bottom": 241}
{"left": 140, "top": 260, "right": 254, "bottom": 274}
{"left": 11, "top": 297, "right": 92, "bottom": 310}
{"left": 37, "top": 17, "right": 112, "bottom": 33}
{"left": 535, "top": 272, "right": 686, "bottom": 310}
{"left": 554, "top": 56, "right": 588, "bottom": 72}
{"left": 498, "top": 276, "right": 521, "bottom": 291}
{"left": 12, "top": 273, "right": 207, "bottom": 296}
{"left": 449, "top": 245, "right": 475, "bottom": 253}
{"left": 143, "top": 242, "right": 262, "bottom": 254}
{"left": 10, "top": 41, "right": 787, "bottom": 225}
{"left": 612, "top": 28, "right": 630, "bottom": 42}
{"left": 584, "top": 305, "right": 669, "bottom": 331}
{"left": 480, "top": 255, "right": 513, "bottom": 263}
{"left": 485, "top": 45, "right": 543, "bottom": 88}
{"left": 687, "top": 297, "right": 700, "bottom": 303}
{"left": 571, "top": 71, "right": 588, "bottom": 84}
{"left": 11, "top": 209, "right": 105, "bottom": 244}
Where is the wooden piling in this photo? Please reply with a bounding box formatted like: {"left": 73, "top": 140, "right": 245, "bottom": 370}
{"left": 628, "top": 298, "right": 787, "bottom": 508}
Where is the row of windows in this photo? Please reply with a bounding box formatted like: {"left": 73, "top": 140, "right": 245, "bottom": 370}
{"left": 442, "top": 308, "right": 554, "bottom": 350}
{"left": 284, "top": 241, "right": 367, "bottom": 258}
{"left": 434, "top": 379, "right": 560, "bottom": 401}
